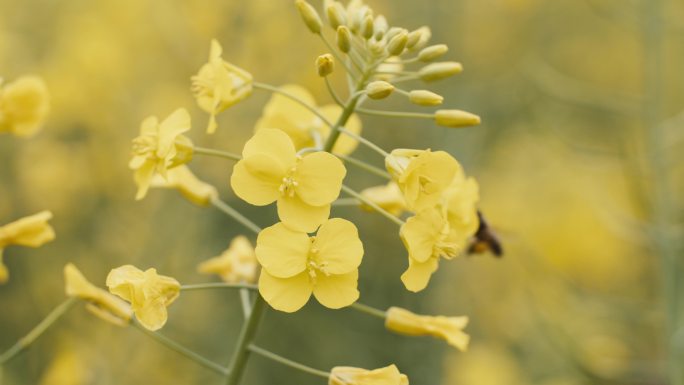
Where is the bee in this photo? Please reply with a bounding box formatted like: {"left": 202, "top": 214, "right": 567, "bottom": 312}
{"left": 467, "top": 210, "right": 503, "bottom": 257}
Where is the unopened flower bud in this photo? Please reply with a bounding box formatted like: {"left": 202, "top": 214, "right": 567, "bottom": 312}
{"left": 435, "top": 109, "right": 481, "bottom": 128}
{"left": 316, "top": 54, "right": 335, "bottom": 77}
{"left": 295, "top": 0, "right": 323, "bottom": 34}
{"left": 361, "top": 14, "right": 374, "bottom": 39}
{"left": 374, "top": 15, "right": 388, "bottom": 39}
{"left": 366, "top": 81, "right": 395, "bottom": 99}
{"left": 384, "top": 27, "right": 404, "bottom": 42}
{"left": 409, "top": 90, "right": 444, "bottom": 106}
{"left": 326, "top": 1, "right": 346, "bottom": 29}
{"left": 418, "top": 44, "right": 449, "bottom": 62}
{"left": 337, "top": 26, "right": 352, "bottom": 53}
{"left": 406, "top": 30, "right": 422, "bottom": 49}
{"left": 387, "top": 31, "right": 408, "bottom": 56}
{"left": 419, "top": 62, "right": 463, "bottom": 82}
{"left": 410, "top": 26, "right": 431, "bottom": 50}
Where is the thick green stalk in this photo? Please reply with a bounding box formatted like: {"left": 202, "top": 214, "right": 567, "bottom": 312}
{"left": 225, "top": 295, "right": 267, "bottom": 385}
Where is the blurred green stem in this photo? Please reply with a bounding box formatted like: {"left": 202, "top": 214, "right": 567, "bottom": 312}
{"left": 181, "top": 283, "right": 258, "bottom": 292}
{"left": 641, "top": 0, "right": 680, "bottom": 383}
{"left": 341, "top": 185, "right": 404, "bottom": 226}
{"left": 0, "top": 297, "right": 77, "bottom": 365}
{"left": 248, "top": 344, "right": 330, "bottom": 378}
{"left": 253, "top": 82, "right": 334, "bottom": 128}
{"left": 132, "top": 319, "right": 229, "bottom": 376}
{"left": 350, "top": 302, "right": 387, "bottom": 319}
{"left": 356, "top": 108, "right": 434, "bottom": 120}
{"left": 194, "top": 147, "right": 242, "bottom": 162}
{"left": 225, "top": 295, "right": 267, "bottom": 385}
{"left": 339, "top": 128, "right": 390, "bottom": 157}
{"left": 210, "top": 197, "right": 262, "bottom": 234}
{"left": 334, "top": 153, "right": 391, "bottom": 179}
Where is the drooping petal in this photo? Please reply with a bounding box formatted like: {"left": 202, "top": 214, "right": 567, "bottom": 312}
{"left": 313, "top": 218, "right": 363, "bottom": 274}
{"left": 400, "top": 257, "right": 439, "bottom": 293}
{"left": 106, "top": 265, "right": 146, "bottom": 302}
{"left": 134, "top": 161, "right": 157, "bottom": 201}
{"left": 255, "top": 114, "right": 315, "bottom": 150}
{"left": 157, "top": 108, "right": 191, "bottom": 158}
{"left": 277, "top": 195, "right": 330, "bottom": 233}
{"left": 399, "top": 209, "right": 444, "bottom": 263}
{"left": 134, "top": 297, "right": 169, "bottom": 331}
{"left": 255, "top": 223, "right": 310, "bottom": 278}
{"left": 230, "top": 154, "right": 283, "bottom": 206}
{"left": 295, "top": 152, "right": 346, "bottom": 206}
{"left": 312, "top": 270, "right": 359, "bottom": 309}
{"left": 242, "top": 128, "right": 296, "bottom": 169}
{"left": 259, "top": 270, "right": 313, "bottom": 313}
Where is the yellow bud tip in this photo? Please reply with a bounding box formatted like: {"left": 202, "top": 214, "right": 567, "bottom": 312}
{"left": 419, "top": 61, "right": 463, "bottom": 82}
{"left": 336, "top": 25, "right": 352, "bottom": 53}
{"left": 409, "top": 90, "right": 444, "bottom": 106}
{"left": 315, "top": 53, "right": 335, "bottom": 77}
{"left": 295, "top": 0, "right": 323, "bottom": 34}
{"left": 366, "top": 81, "right": 395, "bottom": 100}
{"left": 387, "top": 30, "right": 408, "bottom": 56}
{"left": 418, "top": 44, "right": 449, "bottom": 62}
{"left": 435, "top": 109, "right": 481, "bottom": 128}
{"left": 325, "top": 2, "right": 346, "bottom": 29}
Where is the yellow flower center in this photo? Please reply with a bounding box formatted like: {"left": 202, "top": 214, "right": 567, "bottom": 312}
{"left": 305, "top": 239, "right": 330, "bottom": 283}
{"left": 132, "top": 136, "right": 157, "bottom": 158}
{"left": 433, "top": 223, "right": 459, "bottom": 259}
{"left": 278, "top": 157, "right": 303, "bottom": 197}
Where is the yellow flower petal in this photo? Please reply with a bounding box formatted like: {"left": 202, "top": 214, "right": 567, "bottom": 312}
{"left": 385, "top": 307, "right": 470, "bottom": 351}
{"left": 135, "top": 297, "right": 171, "bottom": 331}
{"left": 150, "top": 165, "right": 218, "bottom": 207}
{"left": 313, "top": 218, "right": 363, "bottom": 274}
{"left": 329, "top": 364, "right": 409, "bottom": 385}
{"left": 255, "top": 114, "right": 314, "bottom": 150}
{"left": 258, "top": 269, "right": 312, "bottom": 313}
{"left": 312, "top": 270, "right": 359, "bottom": 309}
{"left": 198, "top": 235, "right": 258, "bottom": 283}
{"left": 157, "top": 108, "right": 191, "bottom": 158}
{"left": 0, "top": 210, "right": 55, "bottom": 248}
{"left": 64, "top": 263, "right": 133, "bottom": 325}
{"left": 277, "top": 195, "right": 330, "bottom": 233}
{"left": 295, "top": 152, "right": 346, "bottom": 206}
{"left": 255, "top": 223, "right": 310, "bottom": 278}
{"left": 399, "top": 209, "right": 444, "bottom": 263}
{"left": 262, "top": 84, "right": 317, "bottom": 123}
{"left": 242, "top": 128, "right": 296, "bottom": 168}
{"left": 400, "top": 257, "right": 439, "bottom": 293}
{"left": 0, "top": 76, "right": 50, "bottom": 138}
{"left": 231, "top": 154, "right": 285, "bottom": 205}
{"left": 360, "top": 182, "right": 407, "bottom": 217}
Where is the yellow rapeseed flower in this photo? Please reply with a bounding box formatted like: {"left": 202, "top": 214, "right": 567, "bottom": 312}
{"left": 329, "top": 364, "right": 409, "bottom": 385}
{"left": 150, "top": 165, "right": 218, "bottom": 206}
{"left": 106, "top": 265, "right": 181, "bottom": 331}
{"left": 198, "top": 235, "right": 258, "bottom": 283}
{"left": 385, "top": 307, "right": 469, "bottom": 351}
{"left": 0, "top": 76, "right": 50, "bottom": 137}
{"left": 255, "top": 84, "right": 362, "bottom": 155}
{"left": 129, "top": 108, "right": 193, "bottom": 201}
{"left": 231, "top": 128, "right": 346, "bottom": 232}
{"left": 360, "top": 182, "right": 407, "bottom": 216}
{"left": 0, "top": 211, "right": 55, "bottom": 284}
{"left": 256, "top": 218, "right": 363, "bottom": 312}
{"left": 385, "top": 149, "right": 461, "bottom": 212}
{"left": 399, "top": 207, "right": 464, "bottom": 292}
{"left": 443, "top": 174, "right": 480, "bottom": 239}
{"left": 64, "top": 263, "right": 133, "bottom": 327}
{"left": 192, "top": 39, "right": 253, "bottom": 133}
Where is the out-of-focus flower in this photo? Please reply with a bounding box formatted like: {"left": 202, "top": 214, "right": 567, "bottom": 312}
{"left": 192, "top": 39, "right": 253, "bottom": 133}
{"left": 375, "top": 57, "right": 404, "bottom": 81}
{"left": 255, "top": 84, "right": 362, "bottom": 155}
{"left": 385, "top": 307, "right": 469, "bottom": 351}
{"left": 360, "top": 182, "right": 407, "bottom": 216}
{"left": 198, "top": 235, "right": 258, "bottom": 283}
{"left": 400, "top": 208, "right": 466, "bottom": 292}
{"left": 64, "top": 263, "right": 133, "bottom": 327}
{"left": 39, "top": 347, "right": 93, "bottom": 385}
{"left": 106, "top": 265, "right": 180, "bottom": 331}
{"left": 0, "top": 211, "right": 55, "bottom": 284}
{"left": 231, "top": 128, "right": 346, "bottom": 232}
{"left": 329, "top": 364, "right": 409, "bottom": 385}
{"left": 129, "top": 108, "right": 193, "bottom": 201}
{"left": 256, "top": 218, "right": 363, "bottom": 312}
{"left": 443, "top": 173, "right": 480, "bottom": 242}
{"left": 385, "top": 149, "right": 461, "bottom": 212}
{"left": 445, "top": 345, "right": 526, "bottom": 385}
{"left": 0, "top": 76, "right": 50, "bottom": 137}
{"left": 149, "top": 165, "right": 217, "bottom": 206}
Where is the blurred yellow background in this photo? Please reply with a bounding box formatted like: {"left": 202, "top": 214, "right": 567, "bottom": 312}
{"left": 1, "top": 0, "right": 683, "bottom": 384}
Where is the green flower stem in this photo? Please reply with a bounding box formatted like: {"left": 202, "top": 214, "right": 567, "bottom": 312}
{"left": 248, "top": 344, "right": 330, "bottom": 379}
{"left": 0, "top": 297, "right": 77, "bottom": 366}
{"left": 132, "top": 319, "right": 229, "bottom": 376}
{"left": 239, "top": 289, "right": 253, "bottom": 319}
{"left": 325, "top": 77, "right": 345, "bottom": 106}
{"left": 350, "top": 302, "right": 387, "bottom": 319}
{"left": 356, "top": 108, "right": 434, "bottom": 120}
{"left": 334, "top": 153, "right": 391, "bottom": 179}
{"left": 339, "top": 128, "right": 390, "bottom": 157}
{"left": 194, "top": 147, "right": 242, "bottom": 161}
{"left": 180, "top": 283, "right": 258, "bottom": 292}
{"left": 332, "top": 198, "right": 360, "bottom": 206}
{"left": 341, "top": 185, "right": 404, "bottom": 226}
{"left": 319, "top": 34, "right": 362, "bottom": 74}
{"left": 225, "top": 295, "right": 267, "bottom": 385}
{"left": 253, "top": 82, "right": 334, "bottom": 128}
{"left": 210, "top": 197, "right": 262, "bottom": 234}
